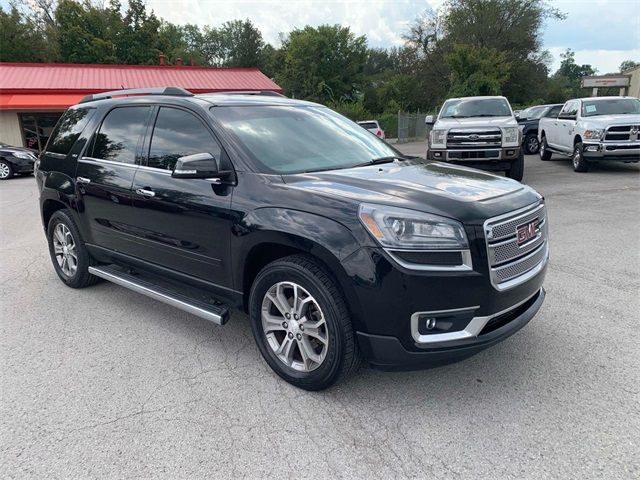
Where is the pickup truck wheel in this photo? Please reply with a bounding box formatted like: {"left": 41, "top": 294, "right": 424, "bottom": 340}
{"left": 47, "top": 209, "right": 100, "bottom": 288}
{"left": 539, "top": 137, "right": 552, "bottom": 161}
{"left": 506, "top": 150, "right": 524, "bottom": 181}
{"left": 524, "top": 133, "right": 539, "bottom": 154}
{"left": 249, "top": 254, "right": 359, "bottom": 391}
{"left": 572, "top": 142, "right": 590, "bottom": 172}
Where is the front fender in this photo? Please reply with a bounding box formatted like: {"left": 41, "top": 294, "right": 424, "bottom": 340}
{"left": 232, "top": 207, "right": 368, "bottom": 328}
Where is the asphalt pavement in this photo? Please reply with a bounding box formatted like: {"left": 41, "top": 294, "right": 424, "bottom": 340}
{"left": 1, "top": 146, "right": 638, "bottom": 479}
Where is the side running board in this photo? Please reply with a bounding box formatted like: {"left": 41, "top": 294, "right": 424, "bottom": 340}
{"left": 88, "top": 265, "right": 230, "bottom": 325}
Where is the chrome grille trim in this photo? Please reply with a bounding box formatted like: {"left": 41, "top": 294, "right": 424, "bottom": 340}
{"left": 447, "top": 128, "right": 502, "bottom": 148}
{"left": 484, "top": 203, "right": 548, "bottom": 291}
{"left": 604, "top": 125, "right": 639, "bottom": 142}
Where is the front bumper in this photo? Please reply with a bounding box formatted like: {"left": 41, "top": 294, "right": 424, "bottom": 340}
{"left": 428, "top": 147, "right": 520, "bottom": 170}
{"left": 357, "top": 288, "right": 545, "bottom": 371}
{"left": 583, "top": 142, "right": 640, "bottom": 162}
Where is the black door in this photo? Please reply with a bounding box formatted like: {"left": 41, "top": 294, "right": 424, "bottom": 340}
{"left": 129, "top": 106, "right": 234, "bottom": 290}
{"left": 75, "top": 105, "right": 151, "bottom": 254}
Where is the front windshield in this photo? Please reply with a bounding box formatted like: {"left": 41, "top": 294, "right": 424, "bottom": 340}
{"left": 440, "top": 98, "right": 512, "bottom": 118}
{"left": 212, "top": 105, "right": 399, "bottom": 174}
{"left": 526, "top": 106, "right": 548, "bottom": 120}
{"left": 582, "top": 98, "right": 640, "bottom": 117}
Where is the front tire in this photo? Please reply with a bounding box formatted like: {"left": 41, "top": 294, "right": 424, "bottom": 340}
{"left": 249, "top": 254, "right": 359, "bottom": 390}
{"left": 47, "top": 209, "right": 100, "bottom": 288}
{"left": 506, "top": 150, "right": 524, "bottom": 181}
{"left": 539, "top": 136, "right": 552, "bottom": 161}
{"left": 572, "top": 142, "right": 589, "bottom": 172}
{"left": 0, "top": 160, "right": 14, "bottom": 180}
{"left": 524, "top": 133, "right": 539, "bottom": 154}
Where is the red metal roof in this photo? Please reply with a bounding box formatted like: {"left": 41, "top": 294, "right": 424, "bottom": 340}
{"left": 0, "top": 93, "right": 85, "bottom": 110}
{"left": 0, "top": 62, "right": 282, "bottom": 95}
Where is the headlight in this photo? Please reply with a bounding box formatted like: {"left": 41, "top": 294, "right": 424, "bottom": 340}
{"left": 359, "top": 203, "right": 468, "bottom": 250}
{"left": 583, "top": 129, "right": 604, "bottom": 140}
{"left": 13, "top": 151, "right": 36, "bottom": 160}
{"left": 429, "top": 129, "right": 446, "bottom": 147}
{"left": 502, "top": 127, "right": 519, "bottom": 146}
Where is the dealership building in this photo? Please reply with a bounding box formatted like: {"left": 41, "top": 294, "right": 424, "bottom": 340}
{"left": 0, "top": 62, "right": 282, "bottom": 151}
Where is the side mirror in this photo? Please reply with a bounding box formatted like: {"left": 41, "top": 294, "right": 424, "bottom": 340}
{"left": 172, "top": 152, "right": 230, "bottom": 180}
{"left": 517, "top": 115, "right": 527, "bottom": 122}
{"left": 425, "top": 115, "right": 435, "bottom": 125}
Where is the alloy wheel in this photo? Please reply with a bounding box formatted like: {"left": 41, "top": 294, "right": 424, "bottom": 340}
{"left": 573, "top": 147, "right": 581, "bottom": 168}
{"left": 0, "top": 162, "right": 10, "bottom": 179}
{"left": 261, "top": 281, "right": 329, "bottom": 372}
{"left": 527, "top": 136, "right": 539, "bottom": 153}
{"left": 52, "top": 223, "right": 78, "bottom": 277}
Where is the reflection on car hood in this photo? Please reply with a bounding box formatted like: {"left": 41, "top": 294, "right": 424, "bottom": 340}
{"left": 435, "top": 116, "right": 516, "bottom": 128}
{"left": 283, "top": 160, "right": 541, "bottom": 222}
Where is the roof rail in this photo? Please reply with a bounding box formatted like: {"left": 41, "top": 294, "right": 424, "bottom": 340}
{"left": 79, "top": 87, "right": 193, "bottom": 104}
{"left": 209, "top": 90, "right": 286, "bottom": 97}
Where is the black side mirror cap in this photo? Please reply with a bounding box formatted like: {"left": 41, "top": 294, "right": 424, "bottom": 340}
{"left": 172, "top": 152, "right": 231, "bottom": 180}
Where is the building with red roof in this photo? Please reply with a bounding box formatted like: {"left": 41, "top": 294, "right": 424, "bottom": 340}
{"left": 0, "top": 62, "right": 282, "bottom": 151}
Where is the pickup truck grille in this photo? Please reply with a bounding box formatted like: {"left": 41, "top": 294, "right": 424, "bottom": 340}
{"left": 484, "top": 203, "right": 548, "bottom": 290}
{"left": 447, "top": 129, "right": 502, "bottom": 149}
{"left": 604, "top": 125, "right": 640, "bottom": 142}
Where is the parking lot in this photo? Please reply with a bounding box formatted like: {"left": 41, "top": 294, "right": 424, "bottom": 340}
{"left": 1, "top": 147, "right": 638, "bottom": 479}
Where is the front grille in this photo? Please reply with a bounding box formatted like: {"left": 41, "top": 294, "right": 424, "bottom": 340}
{"left": 484, "top": 203, "right": 548, "bottom": 290}
{"left": 447, "top": 129, "right": 501, "bottom": 149}
{"left": 604, "top": 125, "right": 639, "bottom": 142}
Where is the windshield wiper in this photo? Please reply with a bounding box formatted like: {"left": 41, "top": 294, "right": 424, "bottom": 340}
{"left": 446, "top": 115, "right": 470, "bottom": 118}
{"left": 474, "top": 114, "right": 506, "bottom": 117}
{"left": 352, "top": 156, "right": 406, "bottom": 168}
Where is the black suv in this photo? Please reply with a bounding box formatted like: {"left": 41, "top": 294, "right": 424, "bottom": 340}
{"left": 36, "top": 87, "right": 548, "bottom": 390}
{"left": 517, "top": 104, "right": 563, "bottom": 154}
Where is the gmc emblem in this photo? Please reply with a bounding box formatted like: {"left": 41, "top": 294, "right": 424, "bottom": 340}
{"left": 516, "top": 220, "right": 539, "bottom": 246}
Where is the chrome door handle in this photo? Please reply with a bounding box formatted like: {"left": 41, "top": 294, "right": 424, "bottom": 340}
{"left": 135, "top": 188, "right": 155, "bottom": 197}
{"left": 76, "top": 176, "right": 91, "bottom": 184}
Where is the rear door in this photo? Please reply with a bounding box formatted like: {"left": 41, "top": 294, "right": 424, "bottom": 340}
{"left": 75, "top": 105, "right": 152, "bottom": 254}
{"left": 128, "top": 105, "right": 233, "bottom": 289}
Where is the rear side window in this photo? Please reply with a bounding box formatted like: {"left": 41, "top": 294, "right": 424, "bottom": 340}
{"left": 147, "top": 107, "right": 221, "bottom": 171}
{"left": 546, "top": 106, "right": 562, "bottom": 118}
{"left": 46, "top": 108, "right": 95, "bottom": 155}
{"left": 358, "top": 122, "right": 378, "bottom": 130}
{"left": 91, "top": 106, "right": 150, "bottom": 164}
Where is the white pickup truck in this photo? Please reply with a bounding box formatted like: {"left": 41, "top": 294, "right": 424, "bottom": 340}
{"left": 425, "top": 96, "right": 523, "bottom": 181}
{"left": 538, "top": 96, "right": 640, "bottom": 172}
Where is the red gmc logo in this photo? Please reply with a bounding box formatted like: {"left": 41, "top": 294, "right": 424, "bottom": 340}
{"left": 516, "top": 220, "right": 539, "bottom": 246}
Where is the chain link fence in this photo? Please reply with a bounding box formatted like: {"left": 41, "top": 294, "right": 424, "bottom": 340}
{"left": 396, "top": 112, "right": 429, "bottom": 143}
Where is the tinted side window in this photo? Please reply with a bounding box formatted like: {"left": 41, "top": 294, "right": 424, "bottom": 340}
{"left": 46, "top": 108, "right": 95, "bottom": 155}
{"left": 91, "top": 107, "right": 150, "bottom": 164}
{"left": 546, "top": 106, "right": 562, "bottom": 118}
{"left": 147, "top": 107, "right": 221, "bottom": 171}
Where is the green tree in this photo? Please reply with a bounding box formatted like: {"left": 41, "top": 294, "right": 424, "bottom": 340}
{"left": 554, "top": 48, "right": 596, "bottom": 98}
{"left": 0, "top": 5, "right": 56, "bottom": 62}
{"left": 116, "top": 0, "right": 162, "bottom": 64}
{"left": 619, "top": 60, "right": 639, "bottom": 72}
{"left": 277, "top": 25, "right": 367, "bottom": 102}
{"left": 445, "top": 44, "right": 510, "bottom": 96}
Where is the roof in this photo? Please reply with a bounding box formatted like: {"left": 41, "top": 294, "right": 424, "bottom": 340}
{"left": 0, "top": 63, "right": 281, "bottom": 110}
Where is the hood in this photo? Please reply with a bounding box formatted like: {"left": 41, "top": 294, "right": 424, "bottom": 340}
{"left": 0, "top": 146, "right": 37, "bottom": 158}
{"left": 580, "top": 114, "right": 640, "bottom": 127}
{"left": 283, "top": 160, "right": 541, "bottom": 224}
{"left": 435, "top": 116, "right": 516, "bottom": 129}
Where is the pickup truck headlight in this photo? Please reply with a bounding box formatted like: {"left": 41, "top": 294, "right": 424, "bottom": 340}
{"left": 429, "top": 129, "right": 446, "bottom": 148}
{"left": 359, "top": 203, "right": 468, "bottom": 250}
{"left": 583, "top": 129, "right": 604, "bottom": 140}
{"left": 502, "top": 127, "right": 519, "bottom": 147}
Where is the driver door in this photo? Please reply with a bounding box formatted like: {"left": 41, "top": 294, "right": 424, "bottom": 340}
{"left": 128, "top": 106, "right": 234, "bottom": 289}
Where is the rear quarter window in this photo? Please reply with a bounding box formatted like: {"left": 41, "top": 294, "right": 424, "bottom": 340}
{"left": 45, "top": 108, "right": 95, "bottom": 156}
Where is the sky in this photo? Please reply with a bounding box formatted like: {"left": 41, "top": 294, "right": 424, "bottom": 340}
{"left": 142, "top": 0, "right": 639, "bottom": 74}
{"left": 10, "top": 0, "right": 639, "bottom": 73}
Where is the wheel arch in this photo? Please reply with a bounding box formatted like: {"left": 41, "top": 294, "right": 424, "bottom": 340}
{"left": 41, "top": 199, "right": 68, "bottom": 232}
{"left": 574, "top": 134, "right": 583, "bottom": 146}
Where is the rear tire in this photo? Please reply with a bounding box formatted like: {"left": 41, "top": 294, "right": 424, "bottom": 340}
{"left": 47, "top": 209, "right": 100, "bottom": 288}
{"left": 249, "top": 254, "right": 360, "bottom": 390}
{"left": 539, "top": 136, "right": 552, "bottom": 161}
{"left": 506, "top": 150, "right": 524, "bottom": 182}
{"left": 572, "top": 142, "right": 589, "bottom": 172}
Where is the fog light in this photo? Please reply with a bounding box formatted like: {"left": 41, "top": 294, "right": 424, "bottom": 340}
{"left": 433, "top": 152, "right": 442, "bottom": 158}
{"left": 425, "top": 318, "right": 437, "bottom": 330}
{"left": 507, "top": 149, "right": 515, "bottom": 156}
{"left": 585, "top": 145, "right": 599, "bottom": 152}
